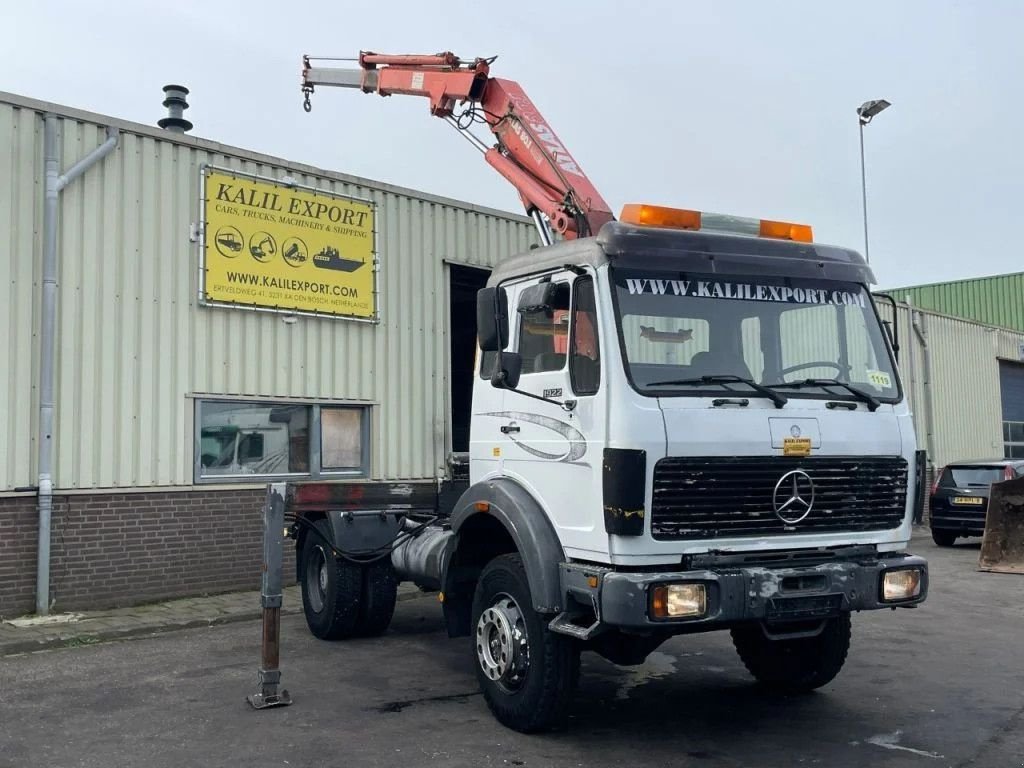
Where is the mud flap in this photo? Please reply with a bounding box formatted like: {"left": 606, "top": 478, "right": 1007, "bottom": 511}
{"left": 979, "top": 476, "right": 1024, "bottom": 574}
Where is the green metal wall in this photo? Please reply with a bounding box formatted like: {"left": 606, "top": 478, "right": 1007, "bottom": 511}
{"left": 886, "top": 273, "right": 1024, "bottom": 333}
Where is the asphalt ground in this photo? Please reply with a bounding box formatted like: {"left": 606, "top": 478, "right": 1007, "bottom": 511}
{"left": 1, "top": 534, "right": 1022, "bottom": 768}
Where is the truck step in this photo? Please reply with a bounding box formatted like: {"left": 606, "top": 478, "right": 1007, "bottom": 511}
{"left": 548, "top": 612, "right": 602, "bottom": 641}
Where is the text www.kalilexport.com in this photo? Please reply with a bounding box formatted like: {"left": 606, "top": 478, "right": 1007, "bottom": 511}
{"left": 226, "top": 271, "right": 358, "bottom": 297}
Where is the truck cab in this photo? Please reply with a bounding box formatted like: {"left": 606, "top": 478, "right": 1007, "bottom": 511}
{"left": 475, "top": 211, "right": 917, "bottom": 563}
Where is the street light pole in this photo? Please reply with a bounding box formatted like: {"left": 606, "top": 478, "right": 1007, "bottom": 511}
{"left": 856, "top": 99, "right": 891, "bottom": 265}
{"left": 859, "top": 119, "right": 870, "bottom": 264}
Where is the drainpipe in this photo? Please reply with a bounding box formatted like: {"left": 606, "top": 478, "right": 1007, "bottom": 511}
{"left": 910, "top": 304, "right": 938, "bottom": 470}
{"left": 37, "top": 115, "right": 119, "bottom": 616}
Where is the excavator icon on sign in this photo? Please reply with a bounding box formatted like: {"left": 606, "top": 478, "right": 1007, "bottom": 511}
{"left": 249, "top": 232, "right": 277, "bottom": 263}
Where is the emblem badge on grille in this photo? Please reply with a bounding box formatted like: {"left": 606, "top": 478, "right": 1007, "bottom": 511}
{"left": 790, "top": 424, "right": 802, "bottom": 438}
{"left": 772, "top": 469, "right": 815, "bottom": 524}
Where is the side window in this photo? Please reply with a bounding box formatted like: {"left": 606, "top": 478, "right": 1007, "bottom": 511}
{"left": 518, "top": 282, "right": 570, "bottom": 374}
{"left": 570, "top": 277, "right": 601, "bottom": 395}
{"left": 238, "top": 432, "right": 265, "bottom": 465}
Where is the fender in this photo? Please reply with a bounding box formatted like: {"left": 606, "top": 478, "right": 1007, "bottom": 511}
{"left": 445, "top": 477, "right": 565, "bottom": 614}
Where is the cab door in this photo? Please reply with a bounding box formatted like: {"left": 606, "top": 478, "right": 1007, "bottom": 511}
{"left": 497, "top": 272, "right": 607, "bottom": 558}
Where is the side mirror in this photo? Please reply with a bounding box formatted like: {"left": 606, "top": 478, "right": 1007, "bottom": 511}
{"left": 477, "top": 287, "right": 509, "bottom": 352}
{"left": 490, "top": 352, "right": 522, "bottom": 390}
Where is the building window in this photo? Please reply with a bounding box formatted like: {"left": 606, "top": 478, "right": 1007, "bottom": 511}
{"left": 321, "top": 406, "right": 365, "bottom": 471}
{"left": 195, "top": 399, "right": 369, "bottom": 482}
{"left": 1004, "top": 421, "right": 1024, "bottom": 459}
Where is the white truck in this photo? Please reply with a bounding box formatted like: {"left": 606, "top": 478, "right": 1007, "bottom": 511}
{"left": 284, "top": 51, "right": 929, "bottom": 733}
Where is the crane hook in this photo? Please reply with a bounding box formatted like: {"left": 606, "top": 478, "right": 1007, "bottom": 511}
{"left": 302, "top": 87, "right": 312, "bottom": 113}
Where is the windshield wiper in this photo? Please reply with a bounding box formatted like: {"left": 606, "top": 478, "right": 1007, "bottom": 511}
{"left": 647, "top": 375, "right": 788, "bottom": 409}
{"left": 770, "top": 378, "right": 880, "bottom": 412}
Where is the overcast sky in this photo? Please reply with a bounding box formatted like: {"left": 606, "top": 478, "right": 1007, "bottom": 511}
{"left": 3, "top": 1, "right": 1021, "bottom": 288}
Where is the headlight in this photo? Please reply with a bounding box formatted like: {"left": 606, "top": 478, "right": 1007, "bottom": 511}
{"left": 651, "top": 583, "right": 707, "bottom": 619}
{"left": 881, "top": 568, "right": 923, "bottom": 602}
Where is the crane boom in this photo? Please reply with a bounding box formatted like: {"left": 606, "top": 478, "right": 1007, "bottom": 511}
{"left": 301, "top": 52, "right": 615, "bottom": 242}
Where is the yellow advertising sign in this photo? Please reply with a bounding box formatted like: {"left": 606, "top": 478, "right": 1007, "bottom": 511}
{"left": 201, "top": 168, "right": 377, "bottom": 320}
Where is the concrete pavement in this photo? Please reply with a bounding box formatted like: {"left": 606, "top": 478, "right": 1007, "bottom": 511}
{"left": 0, "top": 583, "right": 428, "bottom": 657}
{"left": 1, "top": 532, "right": 1023, "bottom": 767}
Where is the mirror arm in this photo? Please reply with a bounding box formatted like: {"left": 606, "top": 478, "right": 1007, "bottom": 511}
{"left": 494, "top": 377, "right": 577, "bottom": 412}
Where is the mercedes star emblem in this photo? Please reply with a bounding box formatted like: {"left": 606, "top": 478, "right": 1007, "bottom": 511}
{"left": 772, "top": 469, "right": 815, "bottom": 524}
{"left": 790, "top": 424, "right": 802, "bottom": 438}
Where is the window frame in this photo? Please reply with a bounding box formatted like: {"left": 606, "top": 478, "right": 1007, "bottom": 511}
{"left": 1004, "top": 420, "right": 1024, "bottom": 459}
{"left": 569, "top": 275, "right": 602, "bottom": 396}
{"left": 193, "top": 398, "right": 371, "bottom": 483}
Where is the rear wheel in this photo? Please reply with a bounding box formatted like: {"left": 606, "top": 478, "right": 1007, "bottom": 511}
{"left": 356, "top": 559, "right": 399, "bottom": 637}
{"left": 931, "top": 529, "right": 957, "bottom": 547}
{"left": 299, "top": 519, "right": 400, "bottom": 639}
{"left": 471, "top": 554, "right": 580, "bottom": 732}
{"left": 300, "top": 519, "right": 362, "bottom": 640}
{"left": 731, "top": 614, "right": 851, "bottom": 694}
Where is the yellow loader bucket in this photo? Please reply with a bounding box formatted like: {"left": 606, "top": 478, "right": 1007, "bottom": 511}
{"left": 978, "top": 476, "right": 1024, "bottom": 574}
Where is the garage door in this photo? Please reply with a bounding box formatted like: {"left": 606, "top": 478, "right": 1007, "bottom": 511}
{"left": 1000, "top": 360, "right": 1024, "bottom": 458}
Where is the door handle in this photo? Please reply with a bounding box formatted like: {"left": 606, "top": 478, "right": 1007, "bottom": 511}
{"left": 500, "top": 425, "right": 520, "bottom": 434}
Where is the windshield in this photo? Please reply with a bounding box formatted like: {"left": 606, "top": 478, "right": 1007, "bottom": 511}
{"left": 611, "top": 269, "right": 899, "bottom": 401}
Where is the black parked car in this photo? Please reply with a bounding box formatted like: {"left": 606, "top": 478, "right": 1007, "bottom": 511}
{"left": 929, "top": 459, "right": 1024, "bottom": 546}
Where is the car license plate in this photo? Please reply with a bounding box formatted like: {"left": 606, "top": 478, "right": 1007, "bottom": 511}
{"left": 954, "top": 496, "right": 984, "bottom": 505}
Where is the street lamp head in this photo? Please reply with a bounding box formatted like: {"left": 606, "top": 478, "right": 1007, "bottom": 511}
{"left": 858, "top": 99, "right": 891, "bottom": 125}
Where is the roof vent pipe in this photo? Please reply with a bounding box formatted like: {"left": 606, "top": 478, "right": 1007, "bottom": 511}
{"left": 158, "top": 84, "right": 193, "bottom": 133}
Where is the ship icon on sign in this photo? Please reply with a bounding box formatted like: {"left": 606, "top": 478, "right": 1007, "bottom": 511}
{"left": 312, "top": 246, "right": 366, "bottom": 272}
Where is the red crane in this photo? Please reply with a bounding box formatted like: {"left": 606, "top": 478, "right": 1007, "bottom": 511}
{"left": 301, "top": 52, "right": 615, "bottom": 243}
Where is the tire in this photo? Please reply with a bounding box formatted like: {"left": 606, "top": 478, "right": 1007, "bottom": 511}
{"left": 300, "top": 519, "right": 362, "bottom": 640}
{"left": 731, "top": 614, "right": 851, "bottom": 694}
{"left": 471, "top": 554, "right": 580, "bottom": 733}
{"left": 931, "top": 529, "right": 957, "bottom": 547}
{"left": 356, "top": 559, "right": 398, "bottom": 637}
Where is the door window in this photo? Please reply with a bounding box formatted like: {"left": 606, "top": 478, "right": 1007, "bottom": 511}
{"left": 570, "top": 277, "right": 601, "bottom": 395}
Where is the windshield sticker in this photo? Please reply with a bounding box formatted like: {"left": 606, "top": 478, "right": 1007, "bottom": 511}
{"left": 624, "top": 278, "right": 867, "bottom": 307}
{"left": 640, "top": 326, "right": 693, "bottom": 342}
{"left": 867, "top": 370, "right": 892, "bottom": 388}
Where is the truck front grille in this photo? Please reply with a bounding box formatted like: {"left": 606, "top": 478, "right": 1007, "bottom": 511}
{"left": 651, "top": 456, "right": 908, "bottom": 541}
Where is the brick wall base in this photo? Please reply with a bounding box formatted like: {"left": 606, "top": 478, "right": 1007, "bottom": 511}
{"left": 0, "top": 489, "right": 296, "bottom": 618}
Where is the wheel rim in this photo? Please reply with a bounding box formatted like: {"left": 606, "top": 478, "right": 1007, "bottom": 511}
{"left": 475, "top": 593, "right": 529, "bottom": 692}
{"left": 306, "top": 544, "right": 328, "bottom": 613}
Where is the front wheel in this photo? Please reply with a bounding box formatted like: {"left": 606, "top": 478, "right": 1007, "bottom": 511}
{"left": 471, "top": 554, "right": 580, "bottom": 732}
{"left": 731, "top": 614, "right": 851, "bottom": 694}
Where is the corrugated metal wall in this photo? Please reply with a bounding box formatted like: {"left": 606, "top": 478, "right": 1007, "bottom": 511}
{"left": 878, "top": 301, "right": 1024, "bottom": 467}
{"left": 887, "top": 272, "right": 1024, "bottom": 333}
{"left": 1, "top": 95, "right": 536, "bottom": 491}
{"left": 0, "top": 102, "right": 40, "bottom": 493}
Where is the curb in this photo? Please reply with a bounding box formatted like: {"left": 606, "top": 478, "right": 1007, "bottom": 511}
{"left": 0, "top": 588, "right": 434, "bottom": 657}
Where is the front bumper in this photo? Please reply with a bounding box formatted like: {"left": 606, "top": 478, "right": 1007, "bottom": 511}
{"left": 570, "top": 552, "right": 928, "bottom": 631}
